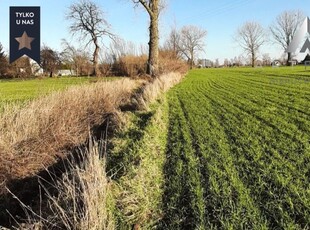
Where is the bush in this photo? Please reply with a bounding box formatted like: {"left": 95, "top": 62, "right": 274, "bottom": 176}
{"left": 158, "top": 50, "right": 189, "bottom": 75}
{"left": 113, "top": 55, "right": 147, "bottom": 77}
{"left": 111, "top": 51, "right": 189, "bottom": 77}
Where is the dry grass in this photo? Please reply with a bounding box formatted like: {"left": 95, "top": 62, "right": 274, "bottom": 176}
{"left": 138, "top": 72, "right": 184, "bottom": 109}
{"left": 8, "top": 140, "right": 115, "bottom": 230}
{"left": 0, "top": 78, "right": 138, "bottom": 193}
{"left": 46, "top": 142, "right": 114, "bottom": 230}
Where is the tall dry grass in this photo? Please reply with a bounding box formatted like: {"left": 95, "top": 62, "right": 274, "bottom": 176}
{"left": 137, "top": 72, "right": 184, "bottom": 109}
{"left": 0, "top": 78, "right": 138, "bottom": 192}
{"left": 113, "top": 55, "right": 148, "bottom": 77}
{"left": 112, "top": 52, "right": 188, "bottom": 77}
{"left": 7, "top": 140, "right": 115, "bottom": 230}
{"left": 44, "top": 141, "right": 114, "bottom": 230}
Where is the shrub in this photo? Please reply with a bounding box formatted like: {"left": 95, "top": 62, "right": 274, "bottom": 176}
{"left": 113, "top": 55, "right": 147, "bottom": 77}
{"left": 158, "top": 50, "right": 189, "bottom": 75}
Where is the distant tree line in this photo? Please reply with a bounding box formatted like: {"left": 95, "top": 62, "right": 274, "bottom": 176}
{"left": 0, "top": 1, "right": 306, "bottom": 78}
{"left": 0, "top": 0, "right": 190, "bottom": 78}
{"left": 234, "top": 10, "right": 305, "bottom": 67}
{"left": 0, "top": 43, "right": 34, "bottom": 78}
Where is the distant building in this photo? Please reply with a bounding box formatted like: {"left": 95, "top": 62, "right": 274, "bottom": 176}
{"left": 30, "top": 59, "right": 43, "bottom": 76}
{"left": 198, "top": 59, "right": 213, "bottom": 68}
{"left": 301, "top": 54, "right": 310, "bottom": 64}
{"left": 57, "top": 69, "right": 76, "bottom": 76}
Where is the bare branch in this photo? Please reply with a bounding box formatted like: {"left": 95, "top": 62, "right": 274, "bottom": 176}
{"left": 132, "top": 0, "right": 165, "bottom": 17}
{"left": 133, "top": 0, "right": 152, "bottom": 16}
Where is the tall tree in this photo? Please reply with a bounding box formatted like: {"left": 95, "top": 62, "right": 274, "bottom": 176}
{"left": 67, "top": 0, "right": 113, "bottom": 77}
{"left": 270, "top": 10, "right": 304, "bottom": 65}
{"left": 235, "top": 21, "right": 265, "bottom": 67}
{"left": 132, "top": 0, "right": 164, "bottom": 77}
{"left": 178, "top": 25, "right": 207, "bottom": 68}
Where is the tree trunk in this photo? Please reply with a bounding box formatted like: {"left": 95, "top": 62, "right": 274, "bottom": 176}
{"left": 93, "top": 38, "right": 100, "bottom": 77}
{"left": 147, "top": 6, "right": 159, "bottom": 77}
{"left": 251, "top": 52, "right": 255, "bottom": 67}
{"left": 76, "top": 64, "right": 79, "bottom": 76}
{"left": 287, "top": 52, "right": 291, "bottom": 66}
{"left": 190, "top": 50, "right": 194, "bottom": 69}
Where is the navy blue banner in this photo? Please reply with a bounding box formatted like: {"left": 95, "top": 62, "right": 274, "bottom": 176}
{"left": 10, "top": 7, "right": 40, "bottom": 64}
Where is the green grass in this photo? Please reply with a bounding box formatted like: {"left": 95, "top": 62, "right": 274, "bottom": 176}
{"left": 0, "top": 76, "right": 119, "bottom": 108}
{"left": 160, "top": 66, "right": 310, "bottom": 229}
{"left": 108, "top": 100, "right": 169, "bottom": 229}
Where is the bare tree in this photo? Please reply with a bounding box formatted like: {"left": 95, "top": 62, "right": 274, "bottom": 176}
{"left": 235, "top": 21, "right": 265, "bottom": 67}
{"left": 41, "top": 45, "right": 61, "bottom": 77}
{"left": 132, "top": 0, "right": 165, "bottom": 77}
{"left": 67, "top": 0, "right": 113, "bottom": 77}
{"left": 61, "top": 40, "right": 92, "bottom": 76}
{"left": 214, "top": 58, "right": 219, "bottom": 68}
{"left": 262, "top": 53, "right": 271, "bottom": 66}
{"left": 237, "top": 55, "right": 245, "bottom": 66}
{"left": 164, "top": 26, "right": 181, "bottom": 58}
{"left": 270, "top": 10, "right": 304, "bottom": 65}
{"left": 61, "top": 40, "right": 79, "bottom": 75}
{"left": 224, "top": 58, "right": 230, "bottom": 67}
{"left": 109, "top": 38, "right": 139, "bottom": 59}
{"left": 178, "top": 25, "right": 207, "bottom": 68}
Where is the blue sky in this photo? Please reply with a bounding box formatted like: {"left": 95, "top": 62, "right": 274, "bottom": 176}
{"left": 1, "top": 0, "right": 310, "bottom": 63}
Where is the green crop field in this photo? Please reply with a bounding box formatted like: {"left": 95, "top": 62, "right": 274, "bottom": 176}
{"left": 0, "top": 76, "right": 118, "bottom": 108}
{"left": 161, "top": 67, "right": 310, "bottom": 229}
